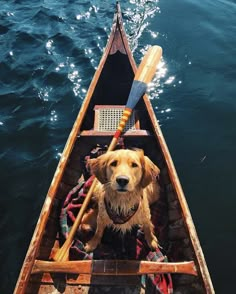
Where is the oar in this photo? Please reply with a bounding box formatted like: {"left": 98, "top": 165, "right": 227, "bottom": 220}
{"left": 53, "top": 45, "right": 163, "bottom": 262}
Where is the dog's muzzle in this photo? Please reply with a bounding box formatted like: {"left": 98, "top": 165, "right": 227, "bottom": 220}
{"left": 116, "top": 175, "right": 129, "bottom": 190}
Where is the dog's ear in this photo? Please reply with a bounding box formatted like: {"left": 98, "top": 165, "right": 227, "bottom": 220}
{"left": 88, "top": 153, "right": 110, "bottom": 184}
{"left": 140, "top": 152, "right": 160, "bottom": 188}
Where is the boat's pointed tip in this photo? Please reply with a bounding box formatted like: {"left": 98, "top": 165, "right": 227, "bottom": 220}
{"left": 114, "top": 1, "right": 122, "bottom": 22}
{"left": 116, "top": 1, "right": 121, "bottom": 12}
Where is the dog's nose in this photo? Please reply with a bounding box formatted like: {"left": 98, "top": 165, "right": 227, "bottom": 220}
{"left": 116, "top": 176, "right": 129, "bottom": 187}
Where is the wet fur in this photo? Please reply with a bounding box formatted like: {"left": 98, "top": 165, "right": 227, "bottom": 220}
{"left": 83, "top": 149, "right": 160, "bottom": 252}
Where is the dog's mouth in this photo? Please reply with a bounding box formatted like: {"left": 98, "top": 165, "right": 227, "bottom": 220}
{"left": 117, "top": 188, "right": 128, "bottom": 192}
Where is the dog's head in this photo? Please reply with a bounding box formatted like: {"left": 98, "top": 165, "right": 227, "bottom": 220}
{"left": 88, "top": 149, "right": 160, "bottom": 192}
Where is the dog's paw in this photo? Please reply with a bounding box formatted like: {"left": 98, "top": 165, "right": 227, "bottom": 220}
{"left": 84, "top": 240, "right": 98, "bottom": 252}
{"left": 80, "top": 224, "right": 94, "bottom": 234}
{"left": 84, "top": 243, "right": 94, "bottom": 252}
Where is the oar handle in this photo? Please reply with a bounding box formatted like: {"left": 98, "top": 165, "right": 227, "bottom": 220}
{"left": 110, "top": 108, "right": 132, "bottom": 146}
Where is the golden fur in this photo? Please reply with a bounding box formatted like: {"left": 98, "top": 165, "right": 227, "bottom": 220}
{"left": 83, "top": 149, "right": 160, "bottom": 252}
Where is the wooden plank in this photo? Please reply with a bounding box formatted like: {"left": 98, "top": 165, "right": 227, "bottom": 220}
{"left": 39, "top": 273, "right": 140, "bottom": 286}
{"left": 32, "top": 260, "right": 197, "bottom": 276}
{"left": 80, "top": 130, "right": 150, "bottom": 136}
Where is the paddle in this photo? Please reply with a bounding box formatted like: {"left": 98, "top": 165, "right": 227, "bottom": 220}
{"left": 53, "top": 45, "right": 163, "bottom": 262}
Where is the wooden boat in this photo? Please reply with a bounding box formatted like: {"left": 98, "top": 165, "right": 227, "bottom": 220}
{"left": 14, "top": 3, "right": 214, "bottom": 294}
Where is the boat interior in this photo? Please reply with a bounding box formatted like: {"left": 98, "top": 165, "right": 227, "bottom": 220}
{"left": 27, "top": 50, "right": 206, "bottom": 293}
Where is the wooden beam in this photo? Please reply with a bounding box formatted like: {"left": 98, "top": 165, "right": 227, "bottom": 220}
{"left": 32, "top": 260, "right": 197, "bottom": 276}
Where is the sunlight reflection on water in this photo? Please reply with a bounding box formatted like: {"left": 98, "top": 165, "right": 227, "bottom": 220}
{"left": 123, "top": 0, "right": 176, "bottom": 122}
{"left": 50, "top": 110, "right": 58, "bottom": 122}
{"left": 124, "top": 0, "right": 161, "bottom": 52}
{"left": 37, "top": 0, "right": 177, "bottom": 130}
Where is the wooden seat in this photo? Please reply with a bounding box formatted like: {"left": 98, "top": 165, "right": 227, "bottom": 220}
{"left": 80, "top": 105, "right": 150, "bottom": 136}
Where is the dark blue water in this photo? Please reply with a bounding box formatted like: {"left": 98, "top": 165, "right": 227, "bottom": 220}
{"left": 0, "top": 0, "right": 235, "bottom": 293}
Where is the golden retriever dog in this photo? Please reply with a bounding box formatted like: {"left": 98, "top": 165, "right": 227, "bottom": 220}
{"left": 83, "top": 149, "right": 160, "bottom": 252}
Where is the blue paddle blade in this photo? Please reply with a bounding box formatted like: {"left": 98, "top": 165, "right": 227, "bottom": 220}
{"left": 126, "top": 80, "right": 147, "bottom": 109}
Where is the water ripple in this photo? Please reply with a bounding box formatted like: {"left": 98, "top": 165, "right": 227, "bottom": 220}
{"left": 123, "top": 0, "right": 161, "bottom": 52}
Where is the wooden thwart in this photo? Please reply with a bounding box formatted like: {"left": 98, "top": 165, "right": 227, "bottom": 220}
{"left": 80, "top": 130, "right": 150, "bottom": 136}
{"left": 32, "top": 260, "right": 197, "bottom": 276}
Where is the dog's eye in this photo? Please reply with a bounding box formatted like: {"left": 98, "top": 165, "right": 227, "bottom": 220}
{"left": 131, "top": 162, "right": 138, "bottom": 168}
{"left": 110, "top": 160, "right": 118, "bottom": 167}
